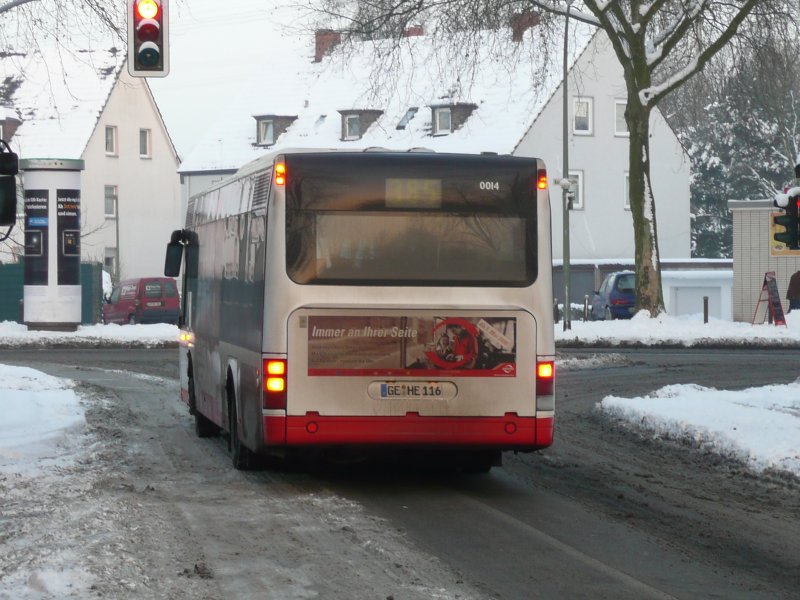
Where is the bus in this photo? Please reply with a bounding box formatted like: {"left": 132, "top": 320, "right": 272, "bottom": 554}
{"left": 165, "top": 149, "right": 555, "bottom": 471}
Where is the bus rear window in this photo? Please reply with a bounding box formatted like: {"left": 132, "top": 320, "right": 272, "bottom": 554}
{"left": 284, "top": 153, "right": 539, "bottom": 287}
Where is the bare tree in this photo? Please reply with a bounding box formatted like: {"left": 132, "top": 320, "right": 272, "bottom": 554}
{"left": 300, "top": 0, "right": 794, "bottom": 315}
{"left": 0, "top": 0, "right": 123, "bottom": 36}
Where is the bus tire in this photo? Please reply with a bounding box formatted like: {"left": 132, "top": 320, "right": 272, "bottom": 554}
{"left": 189, "top": 371, "right": 217, "bottom": 438}
{"left": 228, "top": 386, "right": 256, "bottom": 471}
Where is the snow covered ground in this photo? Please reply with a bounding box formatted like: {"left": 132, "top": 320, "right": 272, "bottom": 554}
{"left": 1, "top": 312, "right": 799, "bottom": 482}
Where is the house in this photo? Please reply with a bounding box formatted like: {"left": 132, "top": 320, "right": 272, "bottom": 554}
{"left": 173, "top": 19, "right": 691, "bottom": 276}
{"left": 0, "top": 38, "right": 182, "bottom": 284}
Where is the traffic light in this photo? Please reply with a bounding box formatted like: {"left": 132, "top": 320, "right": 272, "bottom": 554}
{"left": 128, "top": 0, "right": 169, "bottom": 77}
{"left": 0, "top": 142, "right": 18, "bottom": 227}
{"left": 773, "top": 194, "right": 800, "bottom": 249}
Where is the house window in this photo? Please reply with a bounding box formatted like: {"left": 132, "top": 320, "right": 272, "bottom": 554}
{"left": 139, "top": 128, "right": 151, "bottom": 157}
{"left": 344, "top": 114, "right": 361, "bottom": 140}
{"left": 624, "top": 172, "right": 631, "bottom": 210}
{"left": 573, "top": 97, "right": 593, "bottom": 135}
{"left": 433, "top": 107, "right": 452, "bottom": 134}
{"left": 615, "top": 101, "right": 629, "bottom": 136}
{"left": 258, "top": 119, "right": 274, "bottom": 145}
{"left": 104, "top": 185, "right": 117, "bottom": 218}
{"left": 396, "top": 107, "right": 418, "bottom": 130}
{"left": 105, "top": 125, "right": 117, "bottom": 155}
{"left": 104, "top": 247, "right": 118, "bottom": 276}
{"left": 568, "top": 170, "right": 584, "bottom": 210}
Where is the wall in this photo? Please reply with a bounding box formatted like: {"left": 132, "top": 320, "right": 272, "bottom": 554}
{"left": 728, "top": 199, "right": 800, "bottom": 322}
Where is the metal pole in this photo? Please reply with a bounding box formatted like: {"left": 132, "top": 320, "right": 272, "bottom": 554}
{"left": 115, "top": 194, "right": 121, "bottom": 282}
{"left": 561, "top": 4, "right": 572, "bottom": 331}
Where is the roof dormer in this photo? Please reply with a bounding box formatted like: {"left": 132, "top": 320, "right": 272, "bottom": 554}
{"left": 0, "top": 106, "right": 22, "bottom": 142}
{"left": 337, "top": 109, "right": 383, "bottom": 141}
{"left": 253, "top": 114, "right": 297, "bottom": 147}
{"left": 429, "top": 103, "right": 477, "bottom": 136}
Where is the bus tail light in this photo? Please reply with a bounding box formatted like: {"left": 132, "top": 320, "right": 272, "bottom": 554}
{"left": 275, "top": 162, "right": 286, "bottom": 186}
{"left": 537, "top": 169, "right": 548, "bottom": 190}
{"left": 536, "top": 359, "right": 554, "bottom": 397}
{"left": 263, "top": 358, "right": 287, "bottom": 409}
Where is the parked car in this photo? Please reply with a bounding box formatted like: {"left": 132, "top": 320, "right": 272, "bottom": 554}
{"left": 591, "top": 271, "right": 636, "bottom": 320}
{"left": 102, "top": 277, "right": 179, "bottom": 325}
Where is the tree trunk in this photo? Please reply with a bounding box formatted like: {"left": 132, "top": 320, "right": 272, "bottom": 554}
{"left": 627, "top": 99, "right": 665, "bottom": 316}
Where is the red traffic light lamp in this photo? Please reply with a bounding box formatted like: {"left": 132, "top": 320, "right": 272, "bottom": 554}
{"left": 128, "top": 0, "right": 169, "bottom": 77}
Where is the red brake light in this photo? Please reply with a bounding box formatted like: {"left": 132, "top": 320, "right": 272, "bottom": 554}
{"left": 263, "top": 358, "right": 287, "bottom": 409}
{"left": 536, "top": 360, "right": 554, "bottom": 396}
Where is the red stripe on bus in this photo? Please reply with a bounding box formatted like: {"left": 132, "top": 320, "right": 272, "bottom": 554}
{"left": 535, "top": 415, "right": 554, "bottom": 447}
{"left": 264, "top": 415, "right": 287, "bottom": 444}
{"left": 269, "top": 414, "right": 553, "bottom": 450}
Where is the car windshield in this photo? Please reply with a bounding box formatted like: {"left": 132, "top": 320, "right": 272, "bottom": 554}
{"left": 616, "top": 274, "right": 635, "bottom": 291}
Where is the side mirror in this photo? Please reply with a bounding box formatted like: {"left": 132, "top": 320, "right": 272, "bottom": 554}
{"left": 164, "top": 241, "right": 184, "bottom": 277}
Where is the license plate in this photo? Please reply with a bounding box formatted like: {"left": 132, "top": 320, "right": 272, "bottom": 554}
{"left": 146, "top": 301, "right": 162, "bottom": 307}
{"left": 368, "top": 381, "right": 457, "bottom": 400}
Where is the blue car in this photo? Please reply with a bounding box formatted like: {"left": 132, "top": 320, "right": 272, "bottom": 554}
{"left": 591, "top": 271, "right": 636, "bottom": 320}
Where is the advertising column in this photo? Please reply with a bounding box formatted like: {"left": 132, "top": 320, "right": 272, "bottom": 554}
{"left": 21, "top": 159, "right": 84, "bottom": 331}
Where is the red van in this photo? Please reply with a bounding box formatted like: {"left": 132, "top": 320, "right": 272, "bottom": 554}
{"left": 102, "top": 277, "right": 180, "bottom": 325}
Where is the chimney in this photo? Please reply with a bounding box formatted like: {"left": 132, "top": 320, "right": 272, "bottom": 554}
{"left": 404, "top": 25, "right": 423, "bottom": 37}
{"left": 510, "top": 12, "right": 540, "bottom": 42}
{"left": 314, "top": 29, "right": 341, "bottom": 62}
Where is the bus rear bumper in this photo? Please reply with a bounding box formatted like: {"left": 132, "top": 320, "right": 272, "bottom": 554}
{"left": 265, "top": 414, "right": 554, "bottom": 450}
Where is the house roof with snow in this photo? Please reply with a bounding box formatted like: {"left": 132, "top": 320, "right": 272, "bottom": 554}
{"left": 177, "top": 20, "right": 598, "bottom": 174}
{"left": 0, "top": 35, "right": 126, "bottom": 160}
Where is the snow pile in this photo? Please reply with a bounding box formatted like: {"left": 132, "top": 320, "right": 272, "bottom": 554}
{"left": 0, "top": 321, "right": 180, "bottom": 348}
{"left": 556, "top": 310, "right": 800, "bottom": 347}
{"left": 599, "top": 382, "right": 800, "bottom": 477}
{"left": 0, "top": 364, "right": 85, "bottom": 473}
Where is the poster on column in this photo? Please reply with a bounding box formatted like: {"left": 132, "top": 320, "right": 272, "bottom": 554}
{"left": 56, "top": 189, "right": 80, "bottom": 285}
{"left": 24, "top": 189, "right": 49, "bottom": 286}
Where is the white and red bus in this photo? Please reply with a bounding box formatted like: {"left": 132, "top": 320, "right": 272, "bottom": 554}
{"left": 165, "top": 149, "right": 555, "bottom": 470}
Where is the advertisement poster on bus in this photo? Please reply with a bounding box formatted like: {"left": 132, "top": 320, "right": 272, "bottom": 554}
{"left": 307, "top": 315, "right": 517, "bottom": 377}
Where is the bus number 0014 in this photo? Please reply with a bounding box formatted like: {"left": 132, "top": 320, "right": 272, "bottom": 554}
{"left": 480, "top": 181, "right": 500, "bottom": 191}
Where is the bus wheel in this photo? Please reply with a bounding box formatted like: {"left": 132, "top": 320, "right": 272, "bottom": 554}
{"left": 228, "top": 388, "right": 256, "bottom": 471}
{"left": 189, "top": 371, "right": 217, "bottom": 438}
